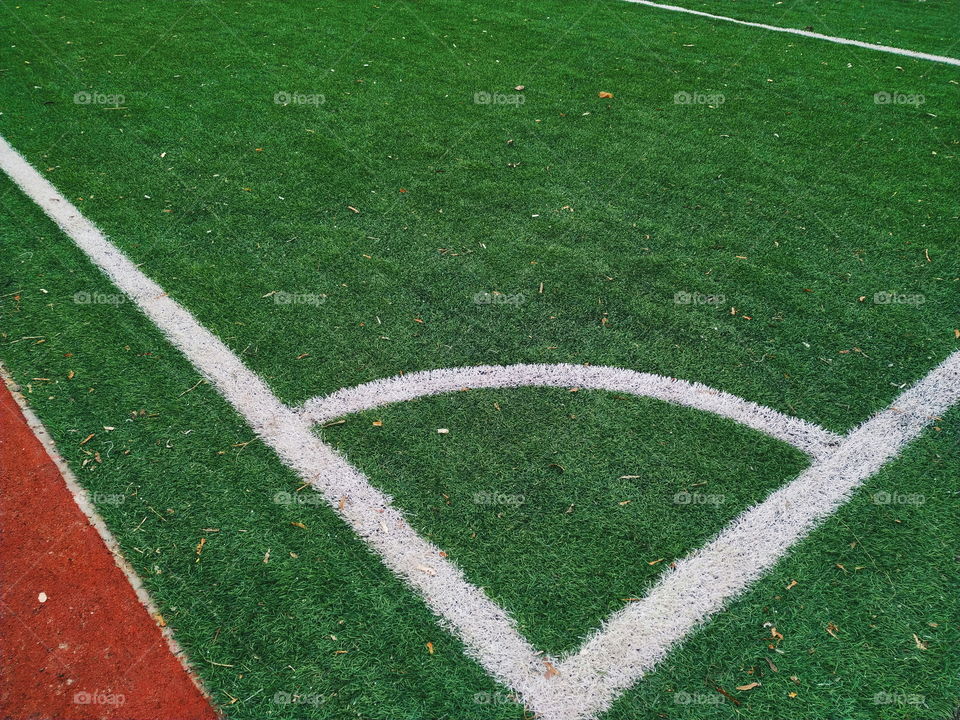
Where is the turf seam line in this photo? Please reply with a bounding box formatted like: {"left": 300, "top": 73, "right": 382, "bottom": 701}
{"left": 3, "top": 132, "right": 959, "bottom": 720}
{"left": 298, "top": 364, "right": 843, "bottom": 460}
{"left": 0, "top": 360, "right": 218, "bottom": 711}
{"left": 621, "top": 0, "right": 960, "bottom": 67}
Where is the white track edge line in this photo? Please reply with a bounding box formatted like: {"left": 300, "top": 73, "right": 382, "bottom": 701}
{"left": 622, "top": 0, "right": 960, "bottom": 67}
{"left": 0, "top": 361, "right": 219, "bottom": 712}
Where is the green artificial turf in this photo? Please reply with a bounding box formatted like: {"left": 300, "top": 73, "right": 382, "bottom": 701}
{"left": 1, "top": 0, "right": 959, "bottom": 718}
{"left": 323, "top": 387, "right": 809, "bottom": 657}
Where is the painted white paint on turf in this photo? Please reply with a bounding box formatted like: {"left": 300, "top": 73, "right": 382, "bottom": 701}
{"left": 621, "top": 0, "right": 960, "bottom": 67}
{"left": 3, "top": 132, "right": 959, "bottom": 720}
{"left": 299, "top": 364, "right": 843, "bottom": 460}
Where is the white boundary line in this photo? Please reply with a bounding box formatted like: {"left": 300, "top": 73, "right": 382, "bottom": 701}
{"left": 622, "top": 0, "right": 960, "bottom": 67}
{"left": 0, "top": 362, "right": 216, "bottom": 709}
{"left": 3, "top": 132, "right": 959, "bottom": 719}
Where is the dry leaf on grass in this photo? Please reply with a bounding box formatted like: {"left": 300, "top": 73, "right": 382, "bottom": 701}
{"left": 736, "top": 682, "right": 761, "bottom": 691}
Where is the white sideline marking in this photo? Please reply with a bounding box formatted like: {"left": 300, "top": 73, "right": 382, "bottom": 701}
{"left": 299, "top": 364, "right": 843, "bottom": 460}
{"left": 3, "top": 132, "right": 959, "bottom": 719}
{"left": 622, "top": 0, "right": 960, "bottom": 67}
{"left": 0, "top": 361, "right": 215, "bottom": 706}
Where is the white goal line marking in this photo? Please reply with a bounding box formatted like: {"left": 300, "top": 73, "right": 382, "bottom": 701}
{"left": 3, "top": 132, "right": 959, "bottom": 720}
{"left": 621, "top": 0, "right": 960, "bottom": 67}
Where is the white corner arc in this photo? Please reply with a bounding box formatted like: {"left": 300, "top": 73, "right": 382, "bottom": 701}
{"left": 299, "top": 363, "right": 842, "bottom": 460}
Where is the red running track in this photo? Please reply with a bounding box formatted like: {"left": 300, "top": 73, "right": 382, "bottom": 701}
{"left": 0, "top": 379, "right": 218, "bottom": 720}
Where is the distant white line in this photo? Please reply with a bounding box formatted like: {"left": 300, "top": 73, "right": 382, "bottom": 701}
{"left": 622, "top": 0, "right": 960, "bottom": 67}
{"left": 3, "top": 131, "right": 959, "bottom": 720}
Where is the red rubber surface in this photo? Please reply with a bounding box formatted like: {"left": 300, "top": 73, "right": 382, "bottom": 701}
{"left": 0, "top": 382, "right": 218, "bottom": 720}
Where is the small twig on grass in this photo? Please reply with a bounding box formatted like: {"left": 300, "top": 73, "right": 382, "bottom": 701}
{"left": 178, "top": 378, "right": 206, "bottom": 397}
